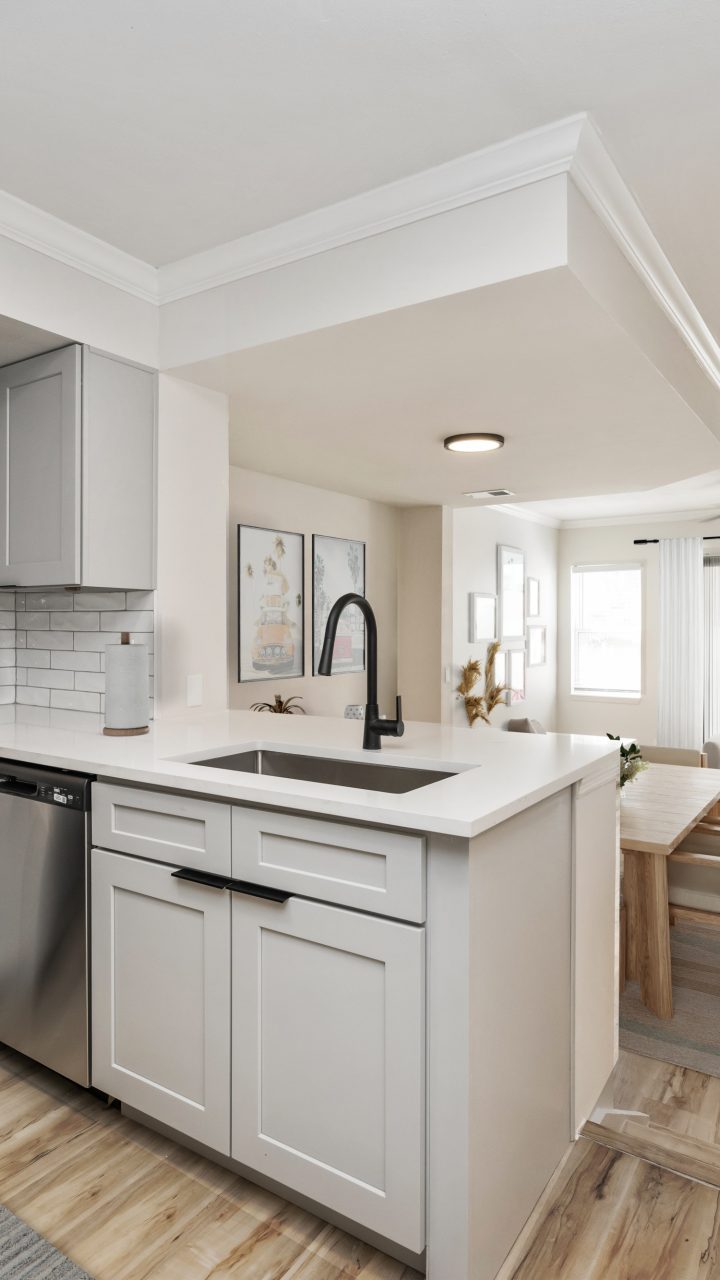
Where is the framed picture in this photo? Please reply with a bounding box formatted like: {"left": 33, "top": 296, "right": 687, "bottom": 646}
{"left": 497, "top": 545, "right": 525, "bottom": 649}
{"left": 527, "top": 624, "right": 547, "bottom": 667}
{"left": 237, "top": 525, "right": 304, "bottom": 683}
{"left": 509, "top": 649, "right": 526, "bottom": 703}
{"left": 469, "top": 593, "right": 496, "bottom": 644}
{"left": 313, "top": 535, "right": 366, "bottom": 674}
{"left": 526, "top": 577, "right": 540, "bottom": 618}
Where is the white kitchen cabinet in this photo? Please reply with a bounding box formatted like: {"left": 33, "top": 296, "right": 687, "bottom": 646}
{"left": 230, "top": 890, "right": 425, "bottom": 1253}
{"left": 91, "top": 848, "right": 231, "bottom": 1153}
{"left": 0, "top": 344, "right": 156, "bottom": 588}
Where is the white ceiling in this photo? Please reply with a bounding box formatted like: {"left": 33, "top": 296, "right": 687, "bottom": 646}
{"left": 515, "top": 472, "right": 720, "bottom": 525}
{"left": 180, "top": 269, "right": 720, "bottom": 508}
{"left": 1, "top": 0, "right": 719, "bottom": 338}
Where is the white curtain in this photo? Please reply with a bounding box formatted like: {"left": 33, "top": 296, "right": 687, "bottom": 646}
{"left": 657, "top": 536, "right": 704, "bottom": 748}
{"left": 704, "top": 557, "right": 720, "bottom": 741}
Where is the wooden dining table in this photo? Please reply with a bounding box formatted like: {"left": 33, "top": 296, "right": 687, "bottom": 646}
{"left": 620, "top": 762, "right": 720, "bottom": 1019}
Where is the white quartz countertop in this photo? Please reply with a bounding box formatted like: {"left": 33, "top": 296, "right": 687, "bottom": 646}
{"left": 0, "top": 708, "right": 619, "bottom": 838}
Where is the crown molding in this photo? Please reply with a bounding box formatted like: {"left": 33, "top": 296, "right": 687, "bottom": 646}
{"left": 156, "top": 114, "right": 586, "bottom": 303}
{"left": 559, "top": 506, "right": 720, "bottom": 529}
{"left": 0, "top": 188, "right": 158, "bottom": 303}
{"left": 0, "top": 111, "right": 718, "bottom": 403}
{"left": 569, "top": 120, "right": 720, "bottom": 389}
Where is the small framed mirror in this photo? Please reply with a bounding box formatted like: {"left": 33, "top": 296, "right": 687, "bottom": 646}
{"left": 497, "top": 545, "right": 525, "bottom": 649}
{"left": 469, "top": 593, "right": 496, "bottom": 644}
{"left": 526, "top": 577, "right": 540, "bottom": 618}
{"left": 527, "top": 624, "right": 547, "bottom": 667}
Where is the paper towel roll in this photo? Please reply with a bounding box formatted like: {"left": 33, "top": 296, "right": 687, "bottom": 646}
{"left": 104, "top": 633, "right": 149, "bottom": 736}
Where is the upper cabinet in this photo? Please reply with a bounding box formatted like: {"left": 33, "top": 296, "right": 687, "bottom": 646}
{"left": 0, "top": 345, "right": 156, "bottom": 589}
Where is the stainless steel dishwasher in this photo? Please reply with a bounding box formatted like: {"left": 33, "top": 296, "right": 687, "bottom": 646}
{"left": 0, "top": 759, "right": 93, "bottom": 1086}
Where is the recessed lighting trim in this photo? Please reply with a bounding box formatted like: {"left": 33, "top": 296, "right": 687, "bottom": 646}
{"left": 444, "top": 433, "right": 505, "bottom": 453}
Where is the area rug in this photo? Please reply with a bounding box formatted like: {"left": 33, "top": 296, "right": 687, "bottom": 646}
{"left": 620, "top": 918, "right": 720, "bottom": 1078}
{"left": 0, "top": 1206, "right": 91, "bottom": 1278}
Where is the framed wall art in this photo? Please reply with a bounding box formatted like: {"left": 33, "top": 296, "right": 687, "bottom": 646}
{"left": 497, "top": 544, "right": 525, "bottom": 649}
{"left": 469, "top": 593, "right": 497, "bottom": 644}
{"left": 527, "top": 624, "right": 547, "bottom": 667}
{"left": 312, "top": 534, "right": 366, "bottom": 674}
{"left": 237, "top": 525, "right": 304, "bottom": 683}
{"left": 526, "top": 577, "right": 540, "bottom": 618}
{"left": 509, "top": 648, "right": 526, "bottom": 703}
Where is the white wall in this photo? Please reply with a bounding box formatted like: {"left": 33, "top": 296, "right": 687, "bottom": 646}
{"left": 397, "top": 507, "right": 447, "bottom": 722}
{"left": 449, "top": 507, "right": 559, "bottom": 730}
{"left": 229, "top": 467, "right": 398, "bottom": 717}
{"left": 557, "top": 516, "right": 716, "bottom": 742}
{"left": 155, "top": 375, "right": 229, "bottom": 718}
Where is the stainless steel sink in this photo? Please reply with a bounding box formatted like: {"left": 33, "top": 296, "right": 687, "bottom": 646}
{"left": 193, "top": 749, "right": 456, "bottom": 793}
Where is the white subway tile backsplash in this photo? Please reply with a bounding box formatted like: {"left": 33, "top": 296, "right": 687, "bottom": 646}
{"left": 73, "top": 632, "right": 121, "bottom": 651}
{"left": 25, "top": 592, "right": 75, "bottom": 611}
{"left": 2, "top": 587, "right": 154, "bottom": 716}
{"left": 51, "top": 651, "right": 101, "bottom": 672}
{"left": 74, "top": 592, "right": 125, "bottom": 611}
{"left": 17, "top": 686, "right": 50, "bottom": 707}
{"left": 27, "top": 630, "right": 73, "bottom": 650}
{"left": 51, "top": 689, "right": 101, "bottom": 712}
{"left": 73, "top": 671, "right": 105, "bottom": 693}
{"left": 126, "top": 591, "right": 154, "bottom": 610}
{"left": 16, "top": 650, "right": 50, "bottom": 668}
{"left": 50, "top": 611, "right": 99, "bottom": 631}
{"left": 16, "top": 612, "right": 49, "bottom": 630}
{"left": 100, "top": 611, "right": 153, "bottom": 633}
{"left": 28, "top": 668, "right": 74, "bottom": 690}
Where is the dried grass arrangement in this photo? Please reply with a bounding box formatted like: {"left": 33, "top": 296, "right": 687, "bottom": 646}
{"left": 456, "top": 640, "right": 508, "bottom": 727}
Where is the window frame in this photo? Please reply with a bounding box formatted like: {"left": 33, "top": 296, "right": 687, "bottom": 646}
{"left": 570, "top": 561, "right": 645, "bottom": 702}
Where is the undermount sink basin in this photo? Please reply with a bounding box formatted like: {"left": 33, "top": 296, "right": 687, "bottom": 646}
{"left": 192, "top": 749, "right": 456, "bottom": 793}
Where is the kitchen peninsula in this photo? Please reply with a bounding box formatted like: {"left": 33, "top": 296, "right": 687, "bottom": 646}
{"left": 0, "top": 711, "right": 619, "bottom": 1280}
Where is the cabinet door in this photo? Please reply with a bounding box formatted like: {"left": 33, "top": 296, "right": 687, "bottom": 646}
{"left": 231, "top": 893, "right": 425, "bottom": 1252}
{"left": 0, "top": 345, "right": 80, "bottom": 585}
{"left": 91, "top": 848, "right": 231, "bottom": 1152}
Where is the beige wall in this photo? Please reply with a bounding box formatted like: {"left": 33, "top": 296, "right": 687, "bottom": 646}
{"left": 557, "top": 517, "right": 715, "bottom": 741}
{"left": 396, "top": 507, "right": 447, "bottom": 722}
{"left": 449, "top": 507, "right": 559, "bottom": 730}
{"left": 229, "top": 467, "right": 398, "bottom": 716}
{"left": 155, "top": 375, "right": 230, "bottom": 718}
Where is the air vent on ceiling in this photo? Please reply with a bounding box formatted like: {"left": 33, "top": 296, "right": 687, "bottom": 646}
{"left": 464, "top": 488, "right": 515, "bottom": 499}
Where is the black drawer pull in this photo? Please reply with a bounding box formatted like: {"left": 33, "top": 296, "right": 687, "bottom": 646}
{"left": 172, "top": 867, "right": 232, "bottom": 890}
{"left": 228, "top": 879, "right": 292, "bottom": 904}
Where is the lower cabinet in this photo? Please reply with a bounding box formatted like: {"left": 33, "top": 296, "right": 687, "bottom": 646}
{"left": 91, "top": 848, "right": 231, "bottom": 1153}
{"left": 91, "top": 835, "right": 426, "bottom": 1253}
{"left": 230, "top": 892, "right": 426, "bottom": 1253}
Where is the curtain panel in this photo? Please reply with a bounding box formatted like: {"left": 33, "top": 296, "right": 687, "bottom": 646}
{"left": 657, "top": 536, "right": 704, "bottom": 748}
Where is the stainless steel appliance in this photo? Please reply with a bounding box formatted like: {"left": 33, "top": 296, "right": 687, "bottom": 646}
{"left": 0, "top": 760, "right": 92, "bottom": 1086}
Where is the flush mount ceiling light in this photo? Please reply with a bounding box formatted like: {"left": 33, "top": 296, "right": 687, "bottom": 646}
{"left": 443, "top": 433, "right": 505, "bottom": 453}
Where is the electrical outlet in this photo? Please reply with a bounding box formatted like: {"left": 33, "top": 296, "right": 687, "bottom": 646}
{"left": 186, "top": 674, "right": 203, "bottom": 707}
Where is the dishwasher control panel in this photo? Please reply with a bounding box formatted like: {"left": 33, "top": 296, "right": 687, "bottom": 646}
{"left": 37, "top": 782, "right": 85, "bottom": 808}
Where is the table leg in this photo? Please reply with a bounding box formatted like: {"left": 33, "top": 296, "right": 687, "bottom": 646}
{"left": 624, "top": 848, "right": 673, "bottom": 1019}
{"left": 623, "top": 850, "right": 642, "bottom": 982}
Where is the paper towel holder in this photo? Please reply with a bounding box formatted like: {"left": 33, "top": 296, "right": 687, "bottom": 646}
{"left": 103, "top": 632, "right": 150, "bottom": 737}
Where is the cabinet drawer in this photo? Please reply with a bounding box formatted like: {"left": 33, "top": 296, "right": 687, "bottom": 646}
{"left": 232, "top": 807, "right": 425, "bottom": 921}
{"left": 93, "top": 782, "right": 231, "bottom": 875}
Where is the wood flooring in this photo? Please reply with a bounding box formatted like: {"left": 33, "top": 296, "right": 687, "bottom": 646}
{"left": 8, "top": 1042, "right": 720, "bottom": 1279}
{"left": 0, "top": 1045, "right": 421, "bottom": 1280}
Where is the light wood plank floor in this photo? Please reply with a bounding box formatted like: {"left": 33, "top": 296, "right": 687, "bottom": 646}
{"left": 0, "top": 1045, "right": 422, "bottom": 1280}
{"left": 510, "top": 1138, "right": 720, "bottom": 1279}
{"left": 583, "top": 1049, "right": 720, "bottom": 1187}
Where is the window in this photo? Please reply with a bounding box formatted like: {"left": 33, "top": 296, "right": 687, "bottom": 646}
{"left": 571, "top": 564, "right": 642, "bottom": 698}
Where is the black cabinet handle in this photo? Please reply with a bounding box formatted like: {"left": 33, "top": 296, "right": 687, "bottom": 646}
{"left": 171, "top": 867, "right": 232, "bottom": 890}
{"left": 228, "top": 878, "right": 292, "bottom": 904}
